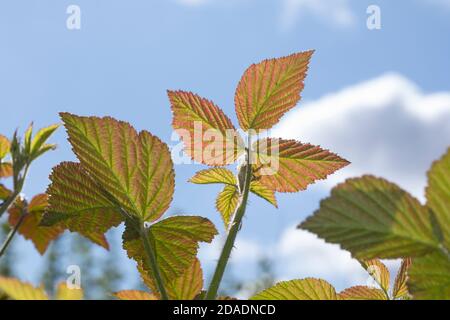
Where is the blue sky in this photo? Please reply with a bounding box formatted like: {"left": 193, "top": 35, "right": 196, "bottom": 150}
{"left": 1, "top": 0, "right": 450, "bottom": 297}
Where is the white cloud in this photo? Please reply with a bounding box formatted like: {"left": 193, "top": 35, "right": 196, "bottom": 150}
{"left": 272, "top": 73, "right": 450, "bottom": 201}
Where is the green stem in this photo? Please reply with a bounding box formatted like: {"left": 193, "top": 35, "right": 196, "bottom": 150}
{"left": 205, "top": 136, "right": 253, "bottom": 300}
{"left": 140, "top": 224, "right": 169, "bottom": 300}
{"left": 0, "top": 210, "right": 27, "bottom": 257}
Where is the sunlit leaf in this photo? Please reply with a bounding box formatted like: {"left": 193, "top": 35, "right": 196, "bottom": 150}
{"left": 0, "top": 277, "right": 48, "bottom": 300}
{"left": 30, "top": 124, "right": 59, "bottom": 157}
{"left": 43, "top": 162, "right": 123, "bottom": 249}
{"left": 426, "top": 148, "right": 450, "bottom": 249}
{"left": 0, "top": 162, "right": 13, "bottom": 178}
{"left": 254, "top": 138, "right": 349, "bottom": 193}
{"left": 300, "top": 176, "right": 439, "bottom": 259}
{"left": 8, "top": 194, "right": 64, "bottom": 255}
{"left": 338, "top": 286, "right": 387, "bottom": 300}
{"left": 251, "top": 278, "right": 337, "bottom": 300}
{"left": 0, "top": 184, "right": 11, "bottom": 200}
{"left": 114, "top": 290, "right": 158, "bottom": 300}
{"left": 392, "top": 258, "right": 411, "bottom": 299}
{"left": 250, "top": 180, "right": 277, "bottom": 207}
{"left": 60, "top": 113, "right": 174, "bottom": 222}
{"left": 360, "top": 259, "right": 390, "bottom": 293}
{"left": 216, "top": 185, "right": 239, "bottom": 228}
{"left": 189, "top": 168, "right": 236, "bottom": 186}
{"left": 55, "top": 282, "right": 83, "bottom": 300}
{"left": 408, "top": 251, "right": 450, "bottom": 299}
{"left": 235, "top": 51, "right": 314, "bottom": 130}
{"left": 0, "top": 135, "right": 10, "bottom": 159}
{"left": 168, "top": 90, "right": 244, "bottom": 166}
{"left": 166, "top": 259, "right": 203, "bottom": 300}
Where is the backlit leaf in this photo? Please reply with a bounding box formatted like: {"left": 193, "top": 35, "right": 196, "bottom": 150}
{"left": 254, "top": 139, "right": 349, "bottom": 193}
{"left": 166, "top": 258, "right": 204, "bottom": 300}
{"left": 216, "top": 185, "right": 239, "bottom": 228}
{"left": 0, "top": 162, "right": 13, "bottom": 178}
{"left": 189, "top": 168, "right": 236, "bottom": 186}
{"left": 0, "top": 135, "right": 10, "bottom": 159}
{"left": 250, "top": 180, "right": 277, "bottom": 207}
{"left": 0, "top": 184, "right": 11, "bottom": 200}
{"left": 360, "top": 259, "right": 390, "bottom": 293}
{"left": 114, "top": 290, "right": 158, "bottom": 300}
{"left": 60, "top": 113, "right": 174, "bottom": 222}
{"left": 300, "top": 176, "right": 439, "bottom": 259}
{"left": 426, "top": 148, "right": 450, "bottom": 249}
{"left": 8, "top": 194, "right": 64, "bottom": 255}
{"left": 251, "top": 278, "right": 337, "bottom": 300}
{"left": 30, "top": 124, "right": 59, "bottom": 156}
{"left": 235, "top": 51, "right": 314, "bottom": 130}
{"left": 44, "top": 162, "right": 123, "bottom": 249}
{"left": 338, "top": 286, "right": 387, "bottom": 300}
{"left": 392, "top": 258, "right": 411, "bottom": 299}
{"left": 55, "top": 282, "right": 83, "bottom": 300}
{"left": 408, "top": 251, "right": 450, "bottom": 299}
{"left": 0, "top": 277, "right": 48, "bottom": 300}
{"left": 168, "top": 90, "right": 244, "bottom": 166}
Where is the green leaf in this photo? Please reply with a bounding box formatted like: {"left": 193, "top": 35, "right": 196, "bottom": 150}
{"left": 300, "top": 176, "right": 439, "bottom": 259}
{"left": 235, "top": 51, "right": 314, "bottom": 131}
{"left": 392, "top": 258, "right": 411, "bottom": 300}
{"left": 426, "top": 148, "right": 450, "bottom": 249}
{"left": 408, "top": 251, "right": 450, "bottom": 299}
{"left": 360, "top": 259, "right": 390, "bottom": 293}
{"left": 123, "top": 216, "right": 217, "bottom": 287}
{"left": 338, "top": 286, "right": 387, "bottom": 300}
{"left": 30, "top": 124, "right": 59, "bottom": 157}
{"left": 254, "top": 138, "right": 349, "bottom": 193}
{"left": 0, "top": 277, "right": 48, "bottom": 300}
{"left": 0, "top": 134, "right": 10, "bottom": 159}
{"left": 189, "top": 168, "right": 237, "bottom": 186}
{"left": 60, "top": 113, "right": 174, "bottom": 222}
{"left": 251, "top": 278, "right": 338, "bottom": 300}
{"left": 44, "top": 162, "right": 123, "bottom": 249}
{"left": 0, "top": 184, "right": 11, "bottom": 200}
{"left": 250, "top": 180, "right": 277, "bottom": 207}
{"left": 55, "top": 282, "right": 83, "bottom": 300}
{"left": 216, "top": 185, "right": 240, "bottom": 228}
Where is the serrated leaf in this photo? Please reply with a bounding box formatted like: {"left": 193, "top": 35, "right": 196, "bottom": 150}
{"left": 408, "top": 251, "right": 450, "bottom": 299}
{"left": 235, "top": 51, "right": 314, "bottom": 131}
{"left": 189, "top": 168, "right": 237, "bottom": 186}
{"left": 254, "top": 139, "right": 349, "bottom": 193}
{"left": 0, "top": 184, "right": 11, "bottom": 200}
{"left": 44, "top": 162, "right": 123, "bottom": 249}
{"left": 426, "top": 148, "right": 450, "bottom": 249}
{"left": 60, "top": 113, "right": 174, "bottom": 222}
{"left": 114, "top": 290, "right": 158, "bottom": 300}
{"left": 216, "top": 185, "right": 240, "bottom": 228}
{"left": 55, "top": 282, "right": 83, "bottom": 300}
{"left": 250, "top": 180, "right": 277, "bottom": 207}
{"left": 338, "top": 286, "right": 387, "bottom": 300}
{"left": 251, "top": 278, "right": 337, "bottom": 300}
{"left": 300, "top": 176, "right": 439, "bottom": 259}
{"left": 0, "top": 162, "right": 13, "bottom": 178}
{"left": 168, "top": 90, "right": 244, "bottom": 166}
{"left": 0, "top": 134, "right": 10, "bottom": 159}
{"left": 393, "top": 258, "right": 412, "bottom": 299}
{"left": 0, "top": 277, "right": 48, "bottom": 300}
{"left": 360, "top": 259, "right": 390, "bottom": 293}
{"left": 8, "top": 194, "right": 64, "bottom": 255}
{"left": 30, "top": 124, "right": 59, "bottom": 157}
{"left": 123, "top": 216, "right": 217, "bottom": 287}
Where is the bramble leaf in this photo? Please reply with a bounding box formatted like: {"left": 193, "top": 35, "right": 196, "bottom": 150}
{"left": 55, "top": 282, "right": 83, "bottom": 300}
{"left": 235, "top": 51, "right": 314, "bottom": 131}
{"left": 0, "top": 162, "right": 13, "bottom": 178}
{"left": 254, "top": 139, "right": 349, "bottom": 193}
{"left": 168, "top": 90, "right": 244, "bottom": 166}
{"left": 392, "top": 258, "right": 411, "bottom": 299}
{"left": 189, "top": 168, "right": 236, "bottom": 186}
{"left": 123, "top": 216, "right": 217, "bottom": 287}
{"left": 114, "top": 290, "right": 158, "bottom": 300}
{"left": 8, "top": 194, "right": 64, "bottom": 255}
{"left": 408, "top": 251, "right": 450, "bottom": 299}
{"left": 426, "top": 148, "right": 450, "bottom": 249}
{"left": 0, "top": 184, "right": 11, "bottom": 200}
{"left": 0, "top": 135, "right": 10, "bottom": 159}
{"left": 43, "top": 162, "right": 123, "bottom": 249}
{"left": 300, "top": 176, "right": 439, "bottom": 259}
{"left": 0, "top": 277, "right": 48, "bottom": 300}
{"left": 60, "top": 113, "right": 174, "bottom": 222}
{"left": 360, "top": 259, "right": 390, "bottom": 293}
{"left": 251, "top": 278, "right": 337, "bottom": 300}
{"left": 338, "top": 286, "right": 387, "bottom": 300}
{"left": 216, "top": 185, "right": 239, "bottom": 228}
{"left": 29, "top": 124, "right": 59, "bottom": 157}
{"left": 250, "top": 180, "right": 277, "bottom": 207}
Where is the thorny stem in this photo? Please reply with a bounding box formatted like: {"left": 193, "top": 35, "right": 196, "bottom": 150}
{"left": 205, "top": 134, "right": 253, "bottom": 300}
{"left": 0, "top": 208, "right": 27, "bottom": 257}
